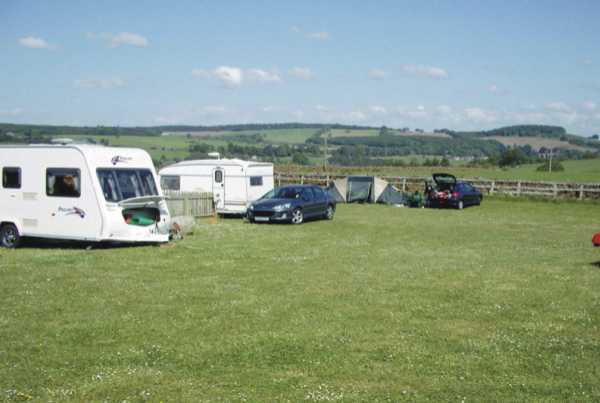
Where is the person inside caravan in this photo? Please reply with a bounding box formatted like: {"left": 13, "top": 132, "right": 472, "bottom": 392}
{"left": 47, "top": 170, "right": 81, "bottom": 197}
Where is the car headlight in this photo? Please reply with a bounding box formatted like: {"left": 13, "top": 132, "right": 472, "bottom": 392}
{"left": 248, "top": 204, "right": 254, "bottom": 210}
{"left": 273, "top": 203, "right": 291, "bottom": 212}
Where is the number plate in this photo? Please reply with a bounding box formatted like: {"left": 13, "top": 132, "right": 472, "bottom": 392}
{"left": 254, "top": 216, "right": 269, "bottom": 222}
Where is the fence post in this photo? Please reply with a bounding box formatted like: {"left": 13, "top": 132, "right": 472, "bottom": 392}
{"left": 553, "top": 183, "right": 558, "bottom": 199}
{"left": 300, "top": 175, "right": 304, "bottom": 184}
{"left": 402, "top": 178, "right": 406, "bottom": 192}
{"left": 277, "top": 173, "right": 281, "bottom": 187}
{"left": 326, "top": 174, "right": 330, "bottom": 187}
{"left": 579, "top": 184, "right": 584, "bottom": 201}
{"left": 517, "top": 181, "right": 522, "bottom": 196}
{"left": 490, "top": 180, "right": 495, "bottom": 195}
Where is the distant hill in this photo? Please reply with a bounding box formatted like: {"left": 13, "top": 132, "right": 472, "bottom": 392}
{"left": 484, "top": 136, "right": 593, "bottom": 152}
{"left": 446, "top": 125, "right": 600, "bottom": 151}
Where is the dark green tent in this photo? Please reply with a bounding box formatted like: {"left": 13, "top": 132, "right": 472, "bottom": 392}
{"left": 327, "top": 176, "right": 407, "bottom": 205}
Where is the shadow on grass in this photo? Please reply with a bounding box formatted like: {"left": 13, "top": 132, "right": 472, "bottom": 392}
{"left": 591, "top": 261, "right": 600, "bottom": 268}
{"left": 18, "top": 237, "right": 160, "bottom": 250}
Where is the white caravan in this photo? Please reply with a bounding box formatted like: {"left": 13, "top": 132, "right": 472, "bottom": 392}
{"left": 0, "top": 144, "right": 171, "bottom": 247}
{"left": 159, "top": 158, "right": 274, "bottom": 214}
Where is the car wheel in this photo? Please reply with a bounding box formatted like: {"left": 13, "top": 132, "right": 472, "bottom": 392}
{"left": 325, "top": 205, "right": 335, "bottom": 220}
{"left": 0, "top": 223, "right": 21, "bottom": 248}
{"left": 291, "top": 208, "right": 303, "bottom": 225}
{"left": 476, "top": 196, "right": 482, "bottom": 205}
{"left": 458, "top": 200, "right": 464, "bottom": 210}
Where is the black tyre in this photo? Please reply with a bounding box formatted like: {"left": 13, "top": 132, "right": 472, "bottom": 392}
{"left": 0, "top": 223, "right": 21, "bottom": 248}
{"left": 291, "top": 208, "right": 304, "bottom": 225}
{"left": 325, "top": 205, "right": 335, "bottom": 220}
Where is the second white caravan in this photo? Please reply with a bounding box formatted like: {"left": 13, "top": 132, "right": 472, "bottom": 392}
{"left": 0, "top": 144, "right": 171, "bottom": 247}
{"left": 159, "top": 158, "right": 274, "bottom": 214}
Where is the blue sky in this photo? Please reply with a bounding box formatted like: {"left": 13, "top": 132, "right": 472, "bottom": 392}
{"left": 1, "top": 0, "right": 599, "bottom": 134}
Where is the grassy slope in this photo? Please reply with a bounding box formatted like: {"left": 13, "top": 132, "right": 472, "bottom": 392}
{"left": 1, "top": 200, "right": 599, "bottom": 402}
{"left": 281, "top": 159, "right": 600, "bottom": 183}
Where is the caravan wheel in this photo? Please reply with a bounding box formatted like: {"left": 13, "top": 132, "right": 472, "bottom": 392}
{"left": 0, "top": 223, "right": 21, "bottom": 248}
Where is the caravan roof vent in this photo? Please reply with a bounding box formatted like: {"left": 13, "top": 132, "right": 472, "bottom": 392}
{"left": 208, "top": 152, "right": 220, "bottom": 159}
{"left": 51, "top": 138, "right": 73, "bottom": 145}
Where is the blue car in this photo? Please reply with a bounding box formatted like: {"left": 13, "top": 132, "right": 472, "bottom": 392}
{"left": 247, "top": 185, "right": 336, "bottom": 224}
{"left": 425, "top": 173, "right": 482, "bottom": 209}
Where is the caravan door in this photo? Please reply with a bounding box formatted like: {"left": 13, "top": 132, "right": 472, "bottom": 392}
{"left": 212, "top": 168, "right": 225, "bottom": 210}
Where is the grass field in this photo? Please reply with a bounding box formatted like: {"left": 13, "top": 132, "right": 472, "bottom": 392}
{"left": 280, "top": 158, "right": 600, "bottom": 183}
{"left": 1, "top": 200, "right": 599, "bottom": 401}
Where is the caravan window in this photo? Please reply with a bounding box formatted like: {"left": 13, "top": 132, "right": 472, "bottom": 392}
{"left": 161, "top": 175, "right": 180, "bottom": 191}
{"left": 97, "top": 169, "right": 158, "bottom": 202}
{"left": 250, "top": 176, "right": 263, "bottom": 186}
{"left": 47, "top": 168, "right": 81, "bottom": 198}
{"left": 214, "top": 170, "right": 223, "bottom": 183}
{"left": 2, "top": 167, "right": 21, "bottom": 189}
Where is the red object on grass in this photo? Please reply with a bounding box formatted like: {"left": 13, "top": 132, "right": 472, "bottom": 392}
{"left": 593, "top": 232, "right": 600, "bottom": 247}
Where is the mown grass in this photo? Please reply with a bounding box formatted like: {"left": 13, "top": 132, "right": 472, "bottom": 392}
{"left": 1, "top": 200, "right": 599, "bottom": 401}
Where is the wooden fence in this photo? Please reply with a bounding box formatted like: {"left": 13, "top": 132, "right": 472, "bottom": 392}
{"left": 164, "top": 190, "right": 215, "bottom": 217}
{"left": 274, "top": 173, "right": 600, "bottom": 201}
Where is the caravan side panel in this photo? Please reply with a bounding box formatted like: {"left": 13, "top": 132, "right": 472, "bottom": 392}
{"left": 246, "top": 165, "right": 274, "bottom": 202}
{"left": 0, "top": 148, "right": 104, "bottom": 241}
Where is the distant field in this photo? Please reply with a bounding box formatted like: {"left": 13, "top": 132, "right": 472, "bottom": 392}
{"left": 485, "top": 136, "right": 591, "bottom": 152}
{"left": 280, "top": 158, "right": 600, "bottom": 183}
{"left": 329, "top": 129, "right": 379, "bottom": 138}
{"left": 163, "top": 128, "right": 318, "bottom": 144}
{"left": 60, "top": 135, "right": 229, "bottom": 161}
{"left": 1, "top": 201, "right": 599, "bottom": 401}
{"left": 328, "top": 129, "right": 450, "bottom": 139}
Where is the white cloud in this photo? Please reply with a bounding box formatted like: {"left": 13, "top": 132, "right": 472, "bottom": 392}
{"left": 193, "top": 66, "right": 286, "bottom": 87}
{"left": 289, "top": 67, "right": 314, "bottom": 80}
{"left": 88, "top": 32, "right": 149, "bottom": 48}
{"left": 18, "top": 36, "right": 55, "bottom": 50}
{"left": 261, "top": 106, "right": 278, "bottom": 112}
{"left": 307, "top": 31, "right": 329, "bottom": 40}
{"left": 154, "top": 116, "right": 181, "bottom": 124}
{"left": 464, "top": 107, "right": 497, "bottom": 123}
{"left": 0, "top": 107, "right": 23, "bottom": 116}
{"left": 346, "top": 111, "right": 367, "bottom": 121}
{"left": 368, "top": 69, "right": 387, "bottom": 80}
{"left": 369, "top": 105, "right": 387, "bottom": 114}
{"left": 488, "top": 84, "right": 509, "bottom": 95}
{"left": 545, "top": 102, "right": 572, "bottom": 113}
{"left": 582, "top": 101, "right": 597, "bottom": 111}
{"left": 199, "top": 105, "right": 227, "bottom": 115}
{"left": 436, "top": 105, "right": 452, "bottom": 115}
{"left": 73, "top": 77, "right": 125, "bottom": 89}
{"left": 401, "top": 64, "right": 448, "bottom": 79}
{"left": 108, "top": 32, "right": 148, "bottom": 48}
{"left": 315, "top": 105, "right": 330, "bottom": 112}
{"left": 247, "top": 69, "right": 282, "bottom": 83}
{"left": 191, "top": 69, "right": 211, "bottom": 78}
{"left": 292, "top": 109, "right": 305, "bottom": 120}
{"left": 213, "top": 66, "right": 244, "bottom": 87}
{"left": 290, "top": 26, "right": 301, "bottom": 33}
{"left": 396, "top": 106, "right": 428, "bottom": 119}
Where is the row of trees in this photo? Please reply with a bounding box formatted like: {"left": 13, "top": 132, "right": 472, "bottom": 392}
{"left": 309, "top": 133, "right": 505, "bottom": 157}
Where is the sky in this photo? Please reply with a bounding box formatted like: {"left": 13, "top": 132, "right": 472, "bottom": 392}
{"left": 1, "top": 0, "right": 600, "bottom": 135}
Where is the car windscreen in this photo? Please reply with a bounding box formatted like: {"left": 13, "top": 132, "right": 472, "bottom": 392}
{"left": 260, "top": 187, "right": 301, "bottom": 200}
{"left": 274, "top": 187, "right": 302, "bottom": 199}
{"left": 97, "top": 169, "right": 158, "bottom": 202}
